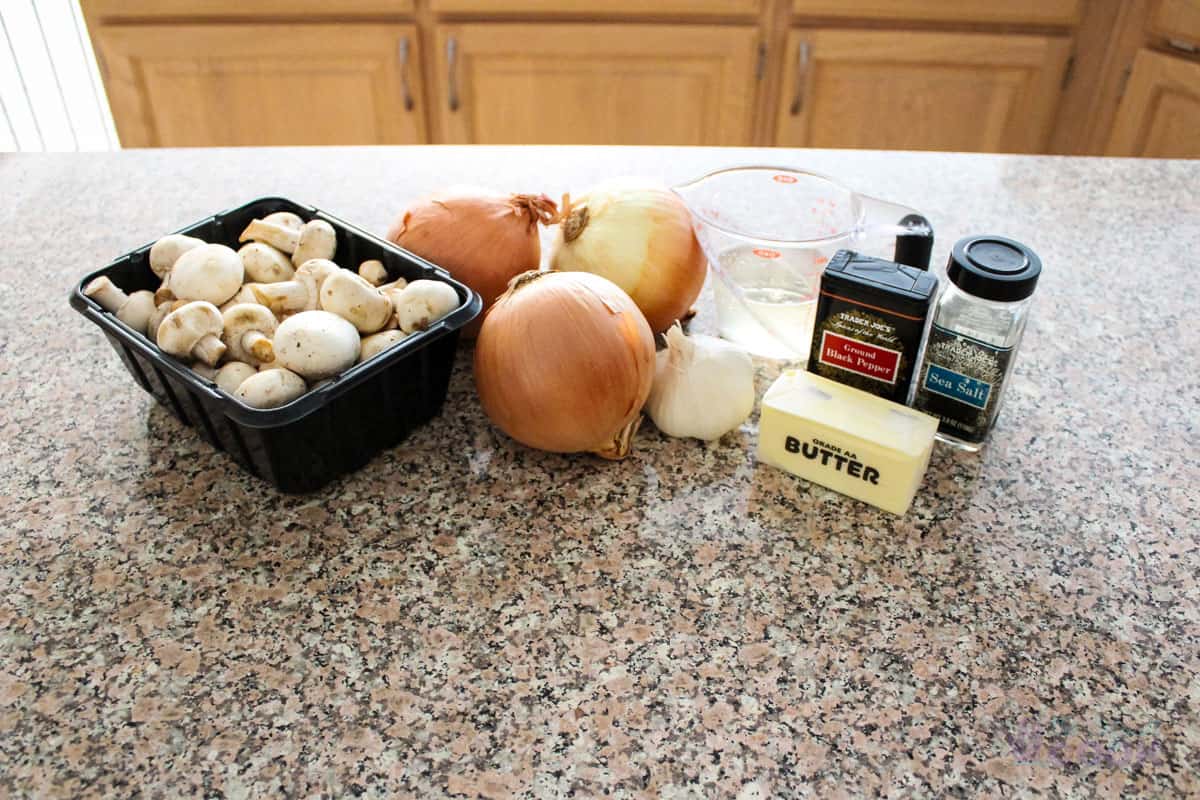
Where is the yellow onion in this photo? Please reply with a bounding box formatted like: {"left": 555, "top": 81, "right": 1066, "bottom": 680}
{"left": 387, "top": 188, "right": 557, "bottom": 337}
{"left": 475, "top": 271, "right": 655, "bottom": 459}
{"left": 549, "top": 182, "right": 706, "bottom": 333}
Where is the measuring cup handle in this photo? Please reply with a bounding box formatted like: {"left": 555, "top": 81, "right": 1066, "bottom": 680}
{"left": 893, "top": 213, "right": 934, "bottom": 270}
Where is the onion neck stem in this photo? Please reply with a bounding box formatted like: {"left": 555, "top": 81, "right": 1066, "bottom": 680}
{"left": 592, "top": 414, "right": 643, "bottom": 460}
{"left": 561, "top": 205, "right": 590, "bottom": 244}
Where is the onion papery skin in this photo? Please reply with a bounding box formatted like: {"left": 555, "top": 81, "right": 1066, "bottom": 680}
{"left": 474, "top": 270, "right": 656, "bottom": 458}
{"left": 549, "top": 184, "right": 706, "bottom": 334}
{"left": 388, "top": 188, "right": 556, "bottom": 338}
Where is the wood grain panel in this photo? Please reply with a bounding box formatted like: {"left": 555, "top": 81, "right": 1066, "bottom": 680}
{"left": 1107, "top": 48, "right": 1200, "bottom": 157}
{"left": 94, "top": 24, "right": 426, "bottom": 147}
{"left": 790, "top": 0, "right": 1080, "bottom": 26}
{"left": 775, "top": 30, "right": 1071, "bottom": 153}
{"left": 432, "top": 24, "right": 758, "bottom": 145}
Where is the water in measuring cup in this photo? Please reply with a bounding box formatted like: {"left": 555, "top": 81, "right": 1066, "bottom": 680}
{"left": 713, "top": 246, "right": 822, "bottom": 360}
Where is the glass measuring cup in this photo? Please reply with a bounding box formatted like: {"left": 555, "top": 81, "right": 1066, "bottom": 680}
{"left": 674, "top": 166, "right": 933, "bottom": 360}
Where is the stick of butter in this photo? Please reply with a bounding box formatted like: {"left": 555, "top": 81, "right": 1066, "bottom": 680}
{"left": 757, "top": 370, "right": 939, "bottom": 515}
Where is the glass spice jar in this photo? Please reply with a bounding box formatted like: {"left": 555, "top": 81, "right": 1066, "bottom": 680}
{"left": 912, "top": 235, "right": 1042, "bottom": 451}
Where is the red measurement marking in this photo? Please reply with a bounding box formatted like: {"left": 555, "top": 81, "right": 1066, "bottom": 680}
{"left": 753, "top": 248, "right": 782, "bottom": 259}
{"left": 772, "top": 174, "right": 798, "bottom": 184}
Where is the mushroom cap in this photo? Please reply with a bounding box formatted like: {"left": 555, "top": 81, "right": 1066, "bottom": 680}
{"left": 157, "top": 301, "right": 224, "bottom": 359}
{"left": 116, "top": 290, "right": 157, "bottom": 334}
{"left": 359, "top": 329, "right": 408, "bottom": 362}
{"left": 263, "top": 211, "right": 304, "bottom": 231}
{"left": 222, "top": 303, "right": 278, "bottom": 364}
{"left": 214, "top": 361, "right": 258, "bottom": 395}
{"left": 320, "top": 270, "right": 393, "bottom": 333}
{"left": 238, "top": 242, "right": 295, "bottom": 283}
{"left": 234, "top": 368, "right": 307, "bottom": 409}
{"left": 170, "top": 244, "right": 245, "bottom": 305}
{"left": 393, "top": 279, "right": 461, "bottom": 334}
{"left": 273, "top": 310, "right": 361, "bottom": 381}
{"left": 292, "top": 219, "right": 337, "bottom": 267}
{"left": 148, "top": 234, "right": 204, "bottom": 279}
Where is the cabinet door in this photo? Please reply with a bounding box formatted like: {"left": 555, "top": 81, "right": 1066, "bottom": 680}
{"left": 94, "top": 24, "right": 426, "bottom": 147}
{"left": 1106, "top": 49, "right": 1200, "bottom": 158}
{"left": 432, "top": 24, "right": 758, "bottom": 145}
{"left": 774, "top": 30, "right": 1071, "bottom": 153}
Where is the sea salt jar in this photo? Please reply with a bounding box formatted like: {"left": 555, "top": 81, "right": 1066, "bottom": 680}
{"left": 912, "top": 235, "right": 1041, "bottom": 451}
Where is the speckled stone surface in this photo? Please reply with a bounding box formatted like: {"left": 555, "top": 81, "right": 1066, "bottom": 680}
{"left": 0, "top": 147, "right": 1197, "bottom": 798}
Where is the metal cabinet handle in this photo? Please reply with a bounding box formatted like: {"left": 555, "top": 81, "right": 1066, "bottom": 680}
{"left": 447, "top": 36, "right": 460, "bottom": 112}
{"left": 397, "top": 36, "right": 414, "bottom": 111}
{"left": 789, "top": 41, "right": 811, "bottom": 115}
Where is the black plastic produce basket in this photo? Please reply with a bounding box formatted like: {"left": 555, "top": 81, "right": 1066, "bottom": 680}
{"left": 70, "top": 197, "right": 481, "bottom": 493}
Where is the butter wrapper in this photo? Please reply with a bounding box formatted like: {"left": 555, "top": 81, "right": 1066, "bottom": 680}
{"left": 757, "top": 370, "right": 939, "bottom": 515}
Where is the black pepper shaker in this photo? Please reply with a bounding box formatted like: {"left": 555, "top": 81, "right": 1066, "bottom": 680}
{"left": 807, "top": 250, "right": 939, "bottom": 403}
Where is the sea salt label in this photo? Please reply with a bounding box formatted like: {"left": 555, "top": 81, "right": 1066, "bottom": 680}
{"left": 913, "top": 324, "right": 1012, "bottom": 443}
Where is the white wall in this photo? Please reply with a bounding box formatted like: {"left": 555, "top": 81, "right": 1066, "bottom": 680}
{"left": 1, "top": 0, "right": 118, "bottom": 152}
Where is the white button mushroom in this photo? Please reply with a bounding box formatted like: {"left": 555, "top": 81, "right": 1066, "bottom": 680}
{"left": 234, "top": 368, "right": 307, "bottom": 409}
{"left": 359, "top": 329, "right": 408, "bottom": 363}
{"left": 147, "top": 299, "right": 185, "bottom": 340}
{"left": 291, "top": 219, "right": 337, "bottom": 267}
{"left": 148, "top": 234, "right": 204, "bottom": 280}
{"left": 170, "top": 243, "right": 244, "bottom": 305}
{"left": 263, "top": 211, "right": 303, "bottom": 231}
{"left": 392, "top": 279, "right": 461, "bottom": 334}
{"left": 219, "top": 283, "right": 267, "bottom": 314}
{"left": 84, "top": 276, "right": 158, "bottom": 336}
{"left": 238, "top": 242, "right": 295, "bottom": 284}
{"left": 222, "top": 303, "right": 278, "bottom": 366}
{"left": 319, "top": 270, "right": 393, "bottom": 334}
{"left": 252, "top": 258, "right": 339, "bottom": 315}
{"left": 273, "top": 310, "right": 360, "bottom": 381}
{"left": 358, "top": 259, "right": 388, "bottom": 287}
{"left": 157, "top": 301, "right": 227, "bottom": 367}
{"left": 192, "top": 363, "right": 218, "bottom": 380}
{"left": 240, "top": 218, "right": 300, "bottom": 254}
{"left": 213, "top": 361, "right": 258, "bottom": 395}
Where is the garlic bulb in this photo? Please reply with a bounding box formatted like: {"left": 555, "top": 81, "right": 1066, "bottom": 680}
{"left": 646, "top": 324, "right": 755, "bottom": 442}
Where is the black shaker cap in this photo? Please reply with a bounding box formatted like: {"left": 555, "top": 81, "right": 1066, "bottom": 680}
{"left": 947, "top": 235, "right": 1041, "bottom": 302}
{"left": 823, "top": 250, "right": 939, "bottom": 318}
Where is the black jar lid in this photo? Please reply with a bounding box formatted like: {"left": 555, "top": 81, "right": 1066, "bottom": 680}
{"left": 947, "top": 235, "right": 1041, "bottom": 302}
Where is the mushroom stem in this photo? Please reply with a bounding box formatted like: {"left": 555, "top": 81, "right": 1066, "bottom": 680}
{"left": 84, "top": 276, "right": 129, "bottom": 313}
{"left": 252, "top": 281, "right": 309, "bottom": 314}
{"left": 242, "top": 331, "right": 274, "bottom": 363}
{"left": 192, "top": 334, "right": 227, "bottom": 367}
{"left": 154, "top": 280, "right": 175, "bottom": 305}
{"left": 240, "top": 219, "right": 300, "bottom": 254}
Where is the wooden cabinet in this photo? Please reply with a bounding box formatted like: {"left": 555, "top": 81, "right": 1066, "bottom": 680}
{"left": 80, "top": 1, "right": 1198, "bottom": 156}
{"left": 790, "top": 0, "right": 1080, "bottom": 26}
{"left": 93, "top": 24, "right": 426, "bottom": 147}
{"left": 1107, "top": 49, "right": 1200, "bottom": 157}
{"left": 431, "top": 24, "right": 759, "bottom": 145}
{"left": 773, "top": 30, "right": 1072, "bottom": 152}
{"left": 431, "top": 0, "right": 758, "bottom": 14}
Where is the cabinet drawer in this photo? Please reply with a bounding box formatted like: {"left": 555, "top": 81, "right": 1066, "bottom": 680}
{"left": 83, "top": 0, "right": 412, "bottom": 18}
{"left": 1151, "top": 0, "right": 1200, "bottom": 44}
{"left": 791, "top": 0, "right": 1080, "bottom": 26}
{"left": 95, "top": 24, "right": 426, "bottom": 147}
{"left": 430, "top": 0, "right": 759, "bottom": 15}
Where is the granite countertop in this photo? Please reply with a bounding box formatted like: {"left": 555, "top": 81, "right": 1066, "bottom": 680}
{"left": 0, "top": 147, "right": 1197, "bottom": 798}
